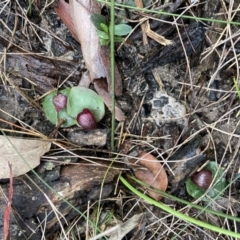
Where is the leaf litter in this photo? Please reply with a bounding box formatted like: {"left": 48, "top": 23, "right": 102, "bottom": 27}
{"left": 0, "top": 0, "right": 240, "bottom": 239}
{"left": 0, "top": 136, "right": 51, "bottom": 178}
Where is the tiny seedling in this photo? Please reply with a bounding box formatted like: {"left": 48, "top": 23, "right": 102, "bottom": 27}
{"left": 233, "top": 77, "right": 240, "bottom": 100}
{"left": 90, "top": 14, "right": 132, "bottom": 45}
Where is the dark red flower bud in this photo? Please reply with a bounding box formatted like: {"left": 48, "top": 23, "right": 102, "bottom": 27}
{"left": 77, "top": 108, "right": 97, "bottom": 130}
{"left": 191, "top": 170, "right": 213, "bottom": 190}
{"left": 53, "top": 93, "right": 68, "bottom": 112}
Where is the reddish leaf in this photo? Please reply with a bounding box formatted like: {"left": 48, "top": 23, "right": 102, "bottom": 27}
{"left": 54, "top": 0, "right": 77, "bottom": 39}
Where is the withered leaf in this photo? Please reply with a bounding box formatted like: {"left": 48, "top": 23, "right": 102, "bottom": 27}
{"left": 64, "top": 0, "right": 123, "bottom": 96}
{"left": 132, "top": 151, "right": 168, "bottom": 201}
{"left": 0, "top": 136, "right": 51, "bottom": 178}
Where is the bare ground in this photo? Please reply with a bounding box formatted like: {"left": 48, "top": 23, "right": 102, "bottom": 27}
{"left": 0, "top": 0, "right": 240, "bottom": 239}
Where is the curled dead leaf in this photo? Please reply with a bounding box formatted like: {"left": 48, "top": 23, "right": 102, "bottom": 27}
{"left": 131, "top": 151, "right": 168, "bottom": 201}
{"left": 56, "top": 0, "right": 122, "bottom": 95}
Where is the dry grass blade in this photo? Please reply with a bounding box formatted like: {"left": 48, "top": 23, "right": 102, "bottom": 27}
{"left": 0, "top": 0, "right": 240, "bottom": 238}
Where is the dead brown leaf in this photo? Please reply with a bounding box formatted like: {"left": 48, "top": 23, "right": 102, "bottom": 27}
{"left": 54, "top": 0, "right": 77, "bottom": 39}
{"left": 69, "top": 0, "right": 122, "bottom": 96}
{"left": 131, "top": 151, "right": 168, "bottom": 201}
{"left": 0, "top": 136, "right": 51, "bottom": 178}
{"left": 56, "top": 0, "right": 122, "bottom": 96}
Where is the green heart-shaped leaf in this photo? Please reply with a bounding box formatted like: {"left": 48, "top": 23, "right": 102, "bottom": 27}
{"left": 67, "top": 86, "right": 105, "bottom": 122}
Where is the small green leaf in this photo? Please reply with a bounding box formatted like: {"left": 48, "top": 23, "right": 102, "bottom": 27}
{"left": 100, "top": 23, "right": 109, "bottom": 33}
{"left": 97, "top": 30, "right": 109, "bottom": 40}
{"left": 114, "top": 36, "right": 124, "bottom": 42}
{"left": 186, "top": 178, "right": 206, "bottom": 199}
{"left": 67, "top": 86, "right": 105, "bottom": 122}
{"left": 186, "top": 161, "right": 227, "bottom": 201}
{"left": 90, "top": 14, "right": 108, "bottom": 31}
{"left": 57, "top": 109, "right": 76, "bottom": 127}
{"left": 114, "top": 24, "right": 132, "bottom": 36}
{"left": 99, "top": 38, "right": 110, "bottom": 46}
{"left": 42, "top": 88, "right": 75, "bottom": 128}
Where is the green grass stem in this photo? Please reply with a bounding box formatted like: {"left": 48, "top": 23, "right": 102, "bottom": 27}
{"left": 128, "top": 175, "right": 240, "bottom": 223}
{"left": 96, "top": 0, "right": 240, "bottom": 26}
{"left": 120, "top": 176, "right": 240, "bottom": 238}
{"left": 110, "top": 0, "right": 115, "bottom": 151}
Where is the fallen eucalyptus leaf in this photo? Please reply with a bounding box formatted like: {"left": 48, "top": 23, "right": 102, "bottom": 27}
{"left": 0, "top": 136, "right": 51, "bottom": 178}
{"left": 54, "top": 0, "right": 77, "bottom": 39}
{"left": 55, "top": 0, "right": 126, "bottom": 120}
{"left": 68, "top": 0, "right": 123, "bottom": 96}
